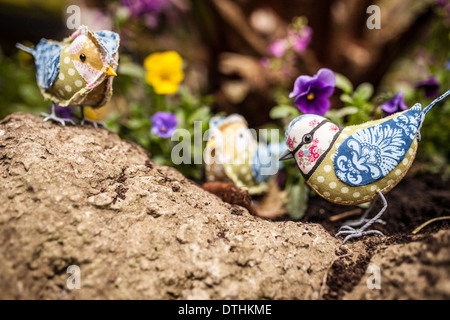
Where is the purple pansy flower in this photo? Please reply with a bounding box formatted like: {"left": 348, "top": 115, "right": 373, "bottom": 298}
{"left": 121, "top": 0, "right": 185, "bottom": 29}
{"left": 55, "top": 106, "right": 76, "bottom": 120}
{"left": 415, "top": 76, "right": 441, "bottom": 99}
{"left": 381, "top": 91, "right": 409, "bottom": 116}
{"left": 122, "top": 0, "right": 165, "bottom": 28}
{"left": 122, "top": 0, "right": 165, "bottom": 17}
{"left": 151, "top": 111, "right": 178, "bottom": 138}
{"left": 289, "top": 68, "right": 336, "bottom": 115}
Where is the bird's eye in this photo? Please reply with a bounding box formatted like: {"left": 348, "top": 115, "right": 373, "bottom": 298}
{"left": 302, "top": 134, "right": 313, "bottom": 144}
{"left": 79, "top": 53, "right": 86, "bottom": 62}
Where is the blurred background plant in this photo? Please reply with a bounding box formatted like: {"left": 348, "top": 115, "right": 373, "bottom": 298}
{"left": 0, "top": 0, "right": 448, "bottom": 220}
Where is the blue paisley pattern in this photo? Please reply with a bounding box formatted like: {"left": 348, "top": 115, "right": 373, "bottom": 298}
{"left": 35, "top": 39, "right": 61, "bottom": 89}
{"left": 334, "top": 107, "right": 421, "bottom": 186}
{"left": 392, "top": 104, "right": 422, "bottom": 140}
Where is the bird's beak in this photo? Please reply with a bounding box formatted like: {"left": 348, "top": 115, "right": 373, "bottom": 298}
{"left": 279, "top": 149, "right": 294, "bottom": 161}
{"left": 107, "top": 66, "right": 118, "bottom": 77}
{"left": 206, "top": 137, "right": 216, "bottom": 149}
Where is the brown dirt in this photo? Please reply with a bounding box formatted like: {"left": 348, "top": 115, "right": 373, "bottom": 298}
{"left": 0, "top": 113, "right": 449, "bottom": 300}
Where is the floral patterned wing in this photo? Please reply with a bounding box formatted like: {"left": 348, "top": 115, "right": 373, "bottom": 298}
{"left": 334, "top": 106, "right": 422, "bottom": 186}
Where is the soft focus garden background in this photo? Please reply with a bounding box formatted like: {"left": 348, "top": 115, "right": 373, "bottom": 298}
{"left": 0, "top": 0, "right": 449, "bottom": 219}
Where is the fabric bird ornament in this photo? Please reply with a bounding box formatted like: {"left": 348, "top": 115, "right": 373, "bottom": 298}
{"left": 205, "top": 114, "right": 286, "bottom": 195}
{"left": 16, "top": 25, "right": 119, "bottom": 126}
{"left": 280, "top": 90, "right": 450, "bottom": 243}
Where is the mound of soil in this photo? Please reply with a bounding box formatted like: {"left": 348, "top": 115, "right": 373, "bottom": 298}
{"left": 0, "top": 113, "right": 448, "bottom": 300}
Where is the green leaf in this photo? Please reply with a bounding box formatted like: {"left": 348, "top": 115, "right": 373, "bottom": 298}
{"left": 327, "top": 106, "right": 358, "bottom": 118}
{"left": 187, "top": 106, "right": 211, "bottom": 125}
{"left": 270, "top": 104, "right": 300, "bottom": 119}
{"left": 335, "top": 73, "right": 354, "bottom": 94}
{"left": 325, "top": 107, "right": 359, "bottom": 126}
{"left": 128, "top": 118, "right": 145, "bottom": 130}
{"left": 354, "top": 83, "right": 374, "bottom": 101}
{"left": 175, "top": 109, "right": 187, "bottom": 129}
{"left": 340, "top": 93, "right": 354, "bottom": 105}
{"left": 286, "top": 183, "right": 309, "bottom": 220}
{"left": 118, "top": 61, "right": 146, "bottom": 80}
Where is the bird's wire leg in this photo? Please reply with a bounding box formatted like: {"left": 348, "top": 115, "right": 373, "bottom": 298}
{"left": 40, "top": 103, "right": 75, "bottom": 126}
{"left": 339, "top": 199, "right": 386, "bottom": 229}
{"left": 80, "top": 106, "right": 106, "bottom": 129}
{"left": 335, "top": 191, "right": 387, "bottom": 244}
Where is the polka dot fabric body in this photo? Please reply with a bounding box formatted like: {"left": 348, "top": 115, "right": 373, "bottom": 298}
{"left": 307, "top": 116, "right": 418, "bottom": 205}
{"left": 223, "top": 146, "right": 271, "bottom": 195}
{"left": 46, "top": 45, "right": 86, "bottom": 103}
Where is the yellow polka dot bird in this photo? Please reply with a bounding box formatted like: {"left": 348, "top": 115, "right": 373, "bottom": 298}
{"left": 279, "top": 89, "right": 450, "bottom": 243}
{"left": 16, "top": 25, "right": 119, "bottom": 127}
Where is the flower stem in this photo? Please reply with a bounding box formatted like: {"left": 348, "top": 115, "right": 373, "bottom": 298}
{"left": 412, "top": 216, "right": 450, "bottom": 235}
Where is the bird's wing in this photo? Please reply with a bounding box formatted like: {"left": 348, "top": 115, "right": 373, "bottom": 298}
{"left": 252, "top": 142, "right": 286, "bottom": 184}
{"left": 94, "top": 31, "right": 120, "bottom": 57}
{"left": 334, "top": 106, "right": 422, "bottom": 186}
{"left": 34, "top": 39, "right": 62, "bottom": 89}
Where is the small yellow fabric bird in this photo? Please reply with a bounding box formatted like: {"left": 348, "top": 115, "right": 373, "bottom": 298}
{"left": 280, "top": 90, "right": 450, "bottom": 243}
{"left": 16, "top": 25, "right": 119, "bottom": 126}
{"left": 205, "top": 114, "right": 285, "bottom": 195}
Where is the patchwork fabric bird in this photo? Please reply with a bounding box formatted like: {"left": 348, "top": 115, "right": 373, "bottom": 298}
{"left": 280, "top": 90, "right": 450, "bottom": 243}
{"left": 16, "top": 25, "right": 119, "bottom": 126}
{"left": 205, "top": 114, "right": 286, "bottom": 195}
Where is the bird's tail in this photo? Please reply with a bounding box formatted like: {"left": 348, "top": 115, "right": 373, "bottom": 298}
{"left": 16, "top": 43, "right": 36, "bottom": 56}
{"left": 422, "top": 89, "right": 450, "bottom": 116}
{"left": 417, "top": 89, "right": 450, "bottom": 140}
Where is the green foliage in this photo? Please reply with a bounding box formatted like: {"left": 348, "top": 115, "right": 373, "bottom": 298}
{"left": 269, "top": 104, "right": 300, "bottom": 121}
{"left": 378, "top": 6, "right": 450, "bottom": 173}
{"left": 335, "top": 73, "right": 374, "bottom": 125}
{"left": 286, "top": 178, "right": 309, "bottom": 220}
{"left": 409, "top": 88, "right": 450, "bottom": 172}
{"left": 0, "top": 50, "right": 47, "bottom": 119}
{"left": 414, "top": 8, "right": 450, "bottom": 171}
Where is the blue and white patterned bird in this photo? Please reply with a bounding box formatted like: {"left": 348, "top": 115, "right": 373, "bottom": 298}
{"left": 205, "top": 114, "right": 286, "bottom": 195}
{"left": 279, "top": 90, "right": 450, "bottom": 243}
{"left": 16, "top": 25, "right": 119, "bottom": 127}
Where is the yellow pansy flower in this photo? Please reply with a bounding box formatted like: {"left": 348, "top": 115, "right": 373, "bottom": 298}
{"left": 144, "top": 51, "right": 184, "bottom": 95}
{"left": 84, "top": 106, "right": 107, "bottom": 121}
